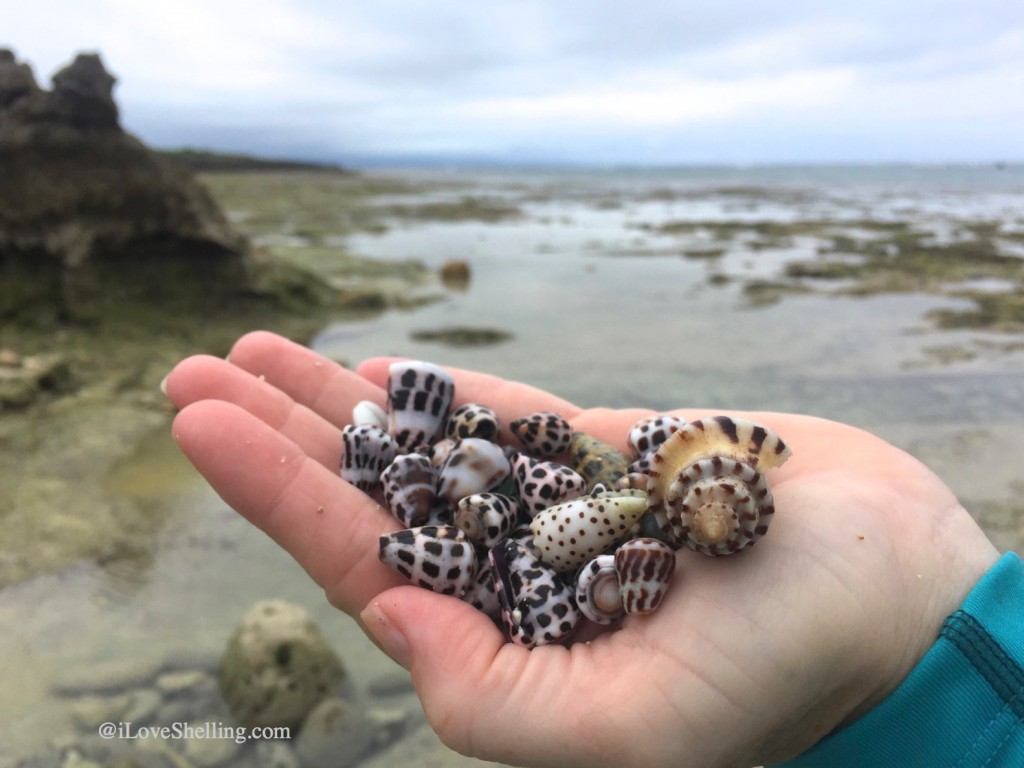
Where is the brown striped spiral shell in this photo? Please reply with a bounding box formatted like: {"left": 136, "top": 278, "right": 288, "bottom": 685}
{"left": 647, "top": 415, "right": 792, "bottom": 555}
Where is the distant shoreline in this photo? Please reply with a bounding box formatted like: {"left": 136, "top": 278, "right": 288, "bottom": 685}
{"left": 157, "top": 147, "right": 351, "bottom": 174}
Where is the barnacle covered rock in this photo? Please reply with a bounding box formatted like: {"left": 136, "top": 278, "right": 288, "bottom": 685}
{"left": 647, "top": 416, "right": 791, "bottom": 555}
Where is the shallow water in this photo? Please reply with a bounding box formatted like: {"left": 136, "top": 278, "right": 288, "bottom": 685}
{"left": 5, "top": 165, "right": 1024, "bottom": 766}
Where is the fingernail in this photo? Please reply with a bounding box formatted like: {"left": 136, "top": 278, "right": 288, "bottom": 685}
{"left": 159, "top": 373, "right": 170, "bottom": 396}
{"left": 361, "top": 601, "right": 412, "bottom": 670}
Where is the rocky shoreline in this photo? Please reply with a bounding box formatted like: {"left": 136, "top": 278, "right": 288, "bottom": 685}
{"left": 29, "top": 600, "right": 469, "bottom": 768}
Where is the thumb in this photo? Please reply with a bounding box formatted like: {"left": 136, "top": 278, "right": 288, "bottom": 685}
{"left": 360, "top": 586, "right": 597, "bottom": 766}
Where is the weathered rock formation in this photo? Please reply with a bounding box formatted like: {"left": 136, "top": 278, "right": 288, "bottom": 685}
{"left": 0, "top": 49, "right": 248, "bottom": 320}
{"left": 218, "top": 600, "right": 346, "bottom": 731}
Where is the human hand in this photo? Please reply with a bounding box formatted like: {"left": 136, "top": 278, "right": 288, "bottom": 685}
{"left": 164, "top": 331, "right": 999, "bottom": 768}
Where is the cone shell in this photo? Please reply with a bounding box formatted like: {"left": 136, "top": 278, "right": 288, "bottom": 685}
{"left": 454, "top": 493, "right": 520, "bottom": 548}
{"left": 428, "top": 437, "right": 458, "bottom": 470}
{"left": 529, "top": 489, "right": 649, "bottom": 572}
{"left": 464, "top": 554, "right": 500, "bottom": 620}
{"left": 627, "top": 414, "right": 687, "bottom": 458}
{"left": 511, "top": 453, "right": 587, "bottom": 516}
{"left": 340, "top": 424, "right": 398, "bottom": 492}
{"left": 489, "top": 539, "right": 580, "bottom": 648}
{"left": 378, "top": 525, "right": 477, "bottom": 596}
{"left": 352, "top": 400, "right": 388, "bottom": 430}
{"left": 575, "top": 554, "right": 623, "bottom": 625}
{"left": 445, "top": 403, "right": 500, "bottom": 442}
{"left": 380, "top": 452, "right": 437, "bottom": 527}
{"left": 386, "top": 361, "right": 455, "bottom": 451}
{"left": 436, "top": 438, "right": 511, "bottom": 506}
{"left": 647, "top": 416, "right": 791, "bottom": 556}
{"left": 615, "top": 538, "right": 676, "bottom": 614}
{"left": 510, "top": 412, "right": 573, "bottom": 458}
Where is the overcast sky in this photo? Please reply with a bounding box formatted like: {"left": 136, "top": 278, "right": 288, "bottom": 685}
{"left": 5, "top": 1, "right": 1023, "bottom": 165}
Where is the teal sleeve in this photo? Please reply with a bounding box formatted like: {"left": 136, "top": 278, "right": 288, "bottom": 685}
{"left": 771, "top": 552, "right": 1024, "bottom": 768}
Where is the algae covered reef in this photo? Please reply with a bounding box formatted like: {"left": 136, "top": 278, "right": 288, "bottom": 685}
{"left": 0, "top": 159, "right": 468, "bottom": 586}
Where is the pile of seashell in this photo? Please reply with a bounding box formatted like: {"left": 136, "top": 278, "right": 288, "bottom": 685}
{"left": 341, "top": 361, "right": 792, "bottom": 648}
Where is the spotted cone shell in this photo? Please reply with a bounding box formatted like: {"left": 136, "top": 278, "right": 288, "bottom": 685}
{"left": 510, "top": 412, "right": 573, "bottom": 458}
{"left": 340, "top": 424, "right": 398, "bottom": 492}
{"left": 386, "top": 361, "right": 455, "bottom": 451}
{"left": 489, "top": 539, "right": 580, "bottom": 648}
{"left": 529, "top": 489, "right": 649, "bottom": 572}
{"left": 378, "top": 525, "right": 477, "bottom": 596}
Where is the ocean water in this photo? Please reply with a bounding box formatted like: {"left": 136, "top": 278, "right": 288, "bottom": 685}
{"left": 315, "top": 163, "right": 1024, "bottom": 546}
{"left": 316, "top": 164, "right": 1024, "bottom": 401}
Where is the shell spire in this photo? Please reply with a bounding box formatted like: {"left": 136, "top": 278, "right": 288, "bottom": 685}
{"left": 647, "top": 416, "right": 791, "bottom": 556}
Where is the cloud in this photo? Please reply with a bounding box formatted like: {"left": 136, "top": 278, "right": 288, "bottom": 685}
{"left": 449, "top": 68, "right": 858, "bottom": 129}
{"left": 4, "top": 0, "right": 1023, "bottom": 162}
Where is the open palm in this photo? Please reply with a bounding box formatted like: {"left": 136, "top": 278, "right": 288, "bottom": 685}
{"left": 165, "top": 331, "right": 998, "bottom": 768}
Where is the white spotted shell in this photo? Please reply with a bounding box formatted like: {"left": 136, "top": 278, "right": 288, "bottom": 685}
{"left": 454, "top": 493, "right": 520, "bottom": 548}
{"left": 529, "top": 489, "right": 649, "bottom": 572}
{"left": 647, "top": 416, "right": 791, "bottom": 556}
{"left": 340, "top": 424, "right": 398, "bottom": 492}
{"left": 511, "top": 453, "right": 587, "bottom": 517}
{"left": 627, "top": 414, "right": 687, "bottom": 458}
{"left": 378, "top": 525, "right": 477, "bottom": 596}
{"left": 510, "top": 411, "right": 573, "bottom": 458}
{"left": 386, "top": 361, "right": 455, "bottom": 451}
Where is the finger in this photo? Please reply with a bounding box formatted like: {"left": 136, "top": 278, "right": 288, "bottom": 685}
{"left": 227, "top": 330, "right": 384, "bottom": 427}
{"left": 172, "top": 400, "right": 405, "bottom": 614}
{"left": 355, "top": 357, "right": 583, "bottom": 432}
{"left": 164, "top": 354, "right": 341, "bottom": 469}
{"left": 361, "top": 587, "right": 632, "bottom": 768}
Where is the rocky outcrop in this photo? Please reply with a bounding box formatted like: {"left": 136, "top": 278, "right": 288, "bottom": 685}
{"left": 0, "top": 49, "right": 248, "bottom": 320}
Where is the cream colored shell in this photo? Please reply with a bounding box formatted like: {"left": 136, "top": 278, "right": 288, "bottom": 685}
{"left": 647, "top": 416, "right": 791, "bottom": 555}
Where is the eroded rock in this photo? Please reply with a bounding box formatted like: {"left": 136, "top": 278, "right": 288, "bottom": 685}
{"left": 218, "top": 600, "right": 345, "bottom": 731}
{"left": 0, "top": 48, "right": 248, "bottom": 320}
